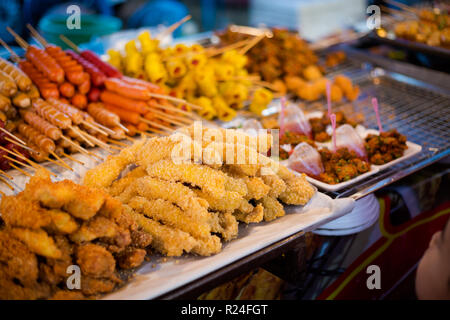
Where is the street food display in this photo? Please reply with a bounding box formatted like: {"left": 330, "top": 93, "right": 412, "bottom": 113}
{"left": 365, "top": 129, "right": 408, "bottom": 165}
{"left": 216, "top": 27, "right": 360, "bottom": 104}
{"left": 0, "top": 170, "right": 152, "bottom": 299}
{"left": 83, "top": 127, "right": 315, "bottom": 257}
{"left": 393, "top": 8, "right": 450, "bottom": 48}
{"left": 107, "top": 31, "right": 273, "bottom": 121}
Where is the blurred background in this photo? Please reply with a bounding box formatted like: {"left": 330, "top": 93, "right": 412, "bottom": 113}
{"left": 0, "top": 0, "right": 425, "bottom": 48}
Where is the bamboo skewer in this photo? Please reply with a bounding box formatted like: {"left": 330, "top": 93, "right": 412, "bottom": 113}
{"left": 239, "top": 34, "right": 265, "bottom": 55}
{"left": 107, "top": 139, "right": 128, "bottom": 147}
{"left": 4, "top": 155, "right": 35, "bottom": 172}
{"left": 0, "top": 176, "right": 14, "bottom": 191}
{"left": 76, "top": 129, "right": 113, "bottom": 153}
{"left": 6, "top": 27, "right": 29, "bottom": 50}
{"left": 151, "top": 102, "right": 197, "bottom": 118}
{"left": 0, "top": 37, "right": 21, "bottom": 63}
{"left": 70, "top": 126, "right": 95, "bottom": 147}
{"left": 140, "top": 117, "right": 174, "bottom": 132}
{"left": 148, "top": 93, "right": 201, "bottom": 111}
{"left": 149, "top": 108, "right": 193, "bottom": 125}
{"left": 59, "top": 35, "right": 80, "bottom": 53}
{"left": 45, "top": 156, "right": 69, "bottom": 170}
{"left": 7, "top": 147, "right": 56, "bottom": 177}
{"left": 0, "top": 128, "right": 29, "bottom": 146}
{"left": 9, "top": 163, "right": 32, "bottom": 177}
{"left": 49, "top": 150, "right": 73, "bottom": 171}
{"left": 60, "top": 135, "right": 92, "bottom": 158}
{"left": 157, "top": 15, "right": 192, "bottom": 40}
{"left": 0, "top": 169, "right": 14, "bottom": 180}
{"left": 61, "top": 151, "right": 85, "bottom": 166}
{"left": 81, "top": 120, "right": 109, "bottom": 136}
{"left": 4, "top": 137, "right": 34, "bottom": 152}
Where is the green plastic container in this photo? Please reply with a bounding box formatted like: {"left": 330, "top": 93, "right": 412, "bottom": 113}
{"left": 38, "top": 14, "right": 122, "bottom": 49}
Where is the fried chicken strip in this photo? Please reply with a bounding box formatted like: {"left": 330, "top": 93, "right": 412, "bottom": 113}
{"left": 0, "top": 196, "right": 51, "bottom": 229}
{"left": 128, "top": 207, "right": 197, "bottom": 256}
{"left": 76, "top": 243, "right": 116, "bottom": 278}
{"left": 259, "top": 196, "right": 285, "bottom": 221}
{"left": 70, "top": 216, "right": 118, "bottom": 243}
{"left": 279, "top": 174, "right": 315, "bottom": 205}
{"left": 10, "top": 228, "right": 62, "bottom": 259}
{"left": 234, "top": 203, "right": 264, "bottom": 224}
{"left": 128, "top": 196, "right": 211, "bottom": 238}
{"left": 193, "top": 189, "right": 244, "bottom": 213}
{"left": 209, "top": 212, "right": 239, "bottom": 241}
{"left": 145, "top": 160, "right": 227, "bottom": 197}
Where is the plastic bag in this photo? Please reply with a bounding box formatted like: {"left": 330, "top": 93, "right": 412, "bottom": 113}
{"left": 279, "top": 103, "right": 312, "bottom": 138}
{"left": 288, "top": 142, "right": 324, "bottom": 176}
{"left": 335, "top": 124, "right": 367, "bottom": 159}
{"left": 242, "top": 119, "right": 263, "bottom": 136}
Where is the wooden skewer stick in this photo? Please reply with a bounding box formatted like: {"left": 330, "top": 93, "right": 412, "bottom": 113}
{"left": 116, "top": 122, "right": 129, "bottom": 133}
{"left": 26, "top": 24, "right": 49, "bottom": 47}
{"left": 61, "top": 135, "right": 93, "bottom": 158}
{"left": 152, "top": 113, "right": 190, "bottom": 127}
{"left": 148, "top": 93, "right": 202, "bottom": 111}
{"left": 107, "top": 139, "right": 128, "bottom": 147}
{"left": 0, "top": 169, "right": 14, "bottom": 180}
{"left": 140, "top": 117, "right": 174, "bottom": 132}
{"left": 239, "top": 34, "right": 265, "bottom": 55}
{"left": 206, "top": 38, "right": 253, "bottom": 57}
{"left": 45, "top": 156, "right": 69, "bottom": 170}
{"left": 59, "top": 34, "right": 80, "bottom": 53}
{"left": 70, "top": 126, "right": 95, "bottom": 147}
{"left": 6, "top": 26, "right": 29, "bottom": 49}
{"left": 4, "top": 137, "right": 34, "bottom": 152}
{"left": 0, "top": 127, "right": 28, "bottom": 146}
{"left": 49, "top": 150, "right": 73, "bottom": 171}
{"left": 4, "top": 155, "right": 35, "bottom": 172}
{"left": 124, "top": 135, "right": 135, "bottom": 142}
{"left": 150, "top": 102, "right": 197, "bottom": 118}
{"left": 150, "top": 108, "right": 193, "bottom": 125}
{"left": 7, "top": 147, "right": 56, "bottom": 177}
{"left": 9, "top": 163, "right": 32, "bottom": 177}
{"left": 0, "top": 189, "right": 5, "bottom": 197}
{"left": 157, "top": 15, "right": 192, "bottom": 40}
{"left": 61, "top": 152, "right": 85, "bottom": 166}
{"left": 76, "top": 129, "right": 113, "bottom": 153}
{"left": 0, "top": 176, "right": 14, "bottom": 191}
{"left": 0, "top": 37, "right": 21, "bottom": 63}
{"left": 92, "top": 121, "right": 116, "bottom": 135}
{"left": 81, "top": 120, "right": 109, "bottom": 136}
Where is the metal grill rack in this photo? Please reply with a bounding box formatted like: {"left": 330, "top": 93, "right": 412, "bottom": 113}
{"left": 302, "top": 50, "right": 450, "bottom": 199}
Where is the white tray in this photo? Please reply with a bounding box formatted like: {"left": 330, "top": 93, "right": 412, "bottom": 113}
{"left": 0, "top": 146, "right": 355, "bottom": 300}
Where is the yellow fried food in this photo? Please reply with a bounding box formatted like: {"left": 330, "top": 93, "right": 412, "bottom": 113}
{"left": 279, "top": 174, "right": 315, "bottom": 205}
{"left": 259, "top": 196, "right": 285, "bottom": 221}
{"left": 10, "top": 228, "right": 62, "bottom": 259}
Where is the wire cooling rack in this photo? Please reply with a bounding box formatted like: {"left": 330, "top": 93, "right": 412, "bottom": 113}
{"left": 302, "top": 50, "right": 450, "bottom": 199}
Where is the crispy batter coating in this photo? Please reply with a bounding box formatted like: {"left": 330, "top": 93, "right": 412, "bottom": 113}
{"left": 146, "top": 160, "right": 227, "bottom": 197}
{"left": 128, "top": 196, "right": 211, "bottom": 238}
{"left": 10, "top": 228, "right": 62, "bottom": 259}
{"left": 76, "top": 243, "right": 116, "bottom": 278}
{"left": 279, "top": 174, "right": 315, "bottom": 205}
{"left": 117, "top": 247, "right": 147, "bottom": 269}
{"left": 80, "top": 276, "right": 120, "bottom": 296}
{"left": 128, "top": 207, "right": 197, "bottom": 256}
{"left": 0, "top": 230, "right": 38, "bottom": 286}
{"left": 234, "top": 203, "right": 264, "bottom": 224}
{"left": 70, "top": 216, "right": 118, "bottom": 243}
{"left": 47, "top": 209, "right": 78, "bottom": 234}
{"left": 83, "top": 138, "right": 146, "bottom": 189}
{"left": 192, "top": 235, "right": 222, "bottom": 256}
{"left": 261, "top": 174, "right": 287, "bottom": 198}
{"left": 259, "top": 196, "right": 285, "bottom": 221}
{"left": 130, "top": 229, "right": 153, "bottom": 248}
{"left": 51, "top": 290, "right": 85, "bottom": 300}
{"left": 193, "top": 189, "right": 243, "bottom": 213}
{"left": 107, "top": 167, "right": 147, "bottom": 196}
{"left": 0, "top": 196, "right": 51, "bottom": 229}
{"left": 210, "top": 212, "right": 239, "bottom": 241}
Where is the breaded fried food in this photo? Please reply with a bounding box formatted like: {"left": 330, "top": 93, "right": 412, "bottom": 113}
{"left": 80, "top": 276, "right": 120, "bottom": 296}
{"left": 10, "top": 228, "right": 62, "bottom": 259}
{"left": 261, "top": 173, "right": 286, "bottom": 198}
{"left": 83, "top": 138, "right": 146, "bottom": 189}
{"left": 192, "top": 234, "right": 222, "bottom": 256}
{"left": 128, "top": 196, "right": 211, "bottom": 238}
{"left": 47, "top": 209, "right": 78, "bottom": 234}
{"left": 0, "top": 230, "right": 38, "bottom": 286}
{"left": 128, "top": 207, "right": 197, "bottom": 256}
{"left": 76, "top": 243, "right": 116, "bottom": 278}
{"left": 107, "top": 166, "right": 147, "bottom": 196}
{"left": 210, "top": 212, "right": 239, "bottom": 241}
{"left": 51, "top": 290, "right": 85, "bottom": 300}
{"left": 146, "top": 160, "right": 227, "bottom": 197}
{"left": 193, "top": 189, "right": 243, "bottom": 213}
{"left": 116, "top": 247, "right": 147, "bottom": 269}
{"left": 279, "top": 174, "right": 315, "bottom": 205}
{"left": 234, "top": 203, "right": 264, "bottom": 224}
{"left": 259, "top": 196, "right": 285, "bottom": 221}
{"left": 0, "top": 196, "right": 51, "bottom": 229}
{"left": 70, "top": 216, "right": 118, "bottom": 243}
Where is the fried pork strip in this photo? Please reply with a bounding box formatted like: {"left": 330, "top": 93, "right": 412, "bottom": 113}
{"left": 234, "top": 203, "right": 264, "bottom": 224}
{"left": 10, "top": 228, "right": 62, "bottom": 259}
{"left": 259, "top": 196, "right": 285, "bottom": 221}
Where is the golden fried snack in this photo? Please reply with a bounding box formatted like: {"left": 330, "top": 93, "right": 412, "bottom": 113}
{"left": 191, "top": 234, "right": 222, "bottom": 256}
{"left": 261, "top": 174, "right": 287, "bottom": 198}
{"left": 279, "top": 174, "right": 315, "bottom": 205}
{"left": 116, "top": 247, "right": 147, "bottom": 269}
{"left": 234, "top": 203, "right": 264, "bottom": 224}
{"left": 10, "top": 228, "right": 62, "bottom": 259}
{"left": 145, "top": 160, "right": 227, "bottom": 197}
{"left": 0, "top": 196, "right": 51, "bottom": 229}
{"left": 259, "top": 196, "right": 285, "bottom": 222}
{"left": 70, "top": 216, "right": 118, "bottom": 243}
{"left": 210, "top": 212, "right": 239, "bottom": 241}
{"left": 83, "top": 138, "right": 146, "bottom": 189}
{"left": 242, "top": 177, "right": 270, "bottom": 200}
{"left": 76, "top": 243, "right": 116, "bottom": 278}
{"left": 193, "top": 189, "right": 243, "bottom": 213}
{"left": 128, "top": 196, "right": 211, "bottom": 238}
{"left": 107, "top": 167, "right": 147, "bottom": 196}
{"left": 47, "top": 209, "right": 78, "bottom": 234}
{"left": 0, "top": 230, "right": 39, "bottom": 286}
{"left": 128, "top": 207, "right": 197, "bottom": 256}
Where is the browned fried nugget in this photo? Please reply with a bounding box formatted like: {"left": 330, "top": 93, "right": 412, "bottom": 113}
{"left": 70, "top": 216, "right": 118, "bottom": 243}
{"left": 10, "top": 228, "right": 62, "bottom": 259}
{"left": 0, "top": 196, "right": 51, "bottom": 229}
{"left": 117, "top": 247, "right": 147, "bottom": 269}
{"left": 76, "top": 243, "right": 116, "bottom": 278}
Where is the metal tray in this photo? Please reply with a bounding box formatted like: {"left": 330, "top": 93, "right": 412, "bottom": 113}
{"left": 300, "top": 48, "right": 450, "bottom": 200}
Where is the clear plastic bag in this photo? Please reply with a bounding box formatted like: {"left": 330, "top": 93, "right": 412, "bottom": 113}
{"left": 242, "top": 119, "right": 263, "bottom": 136}
{"left": 279, "top": 103, "right": 312, "bottom": 138}
{"left": 288, "top": 142, "right": 324, "bottom": 176}
{"left": 335, "top": 124, "right": 367, "bottom": 159}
